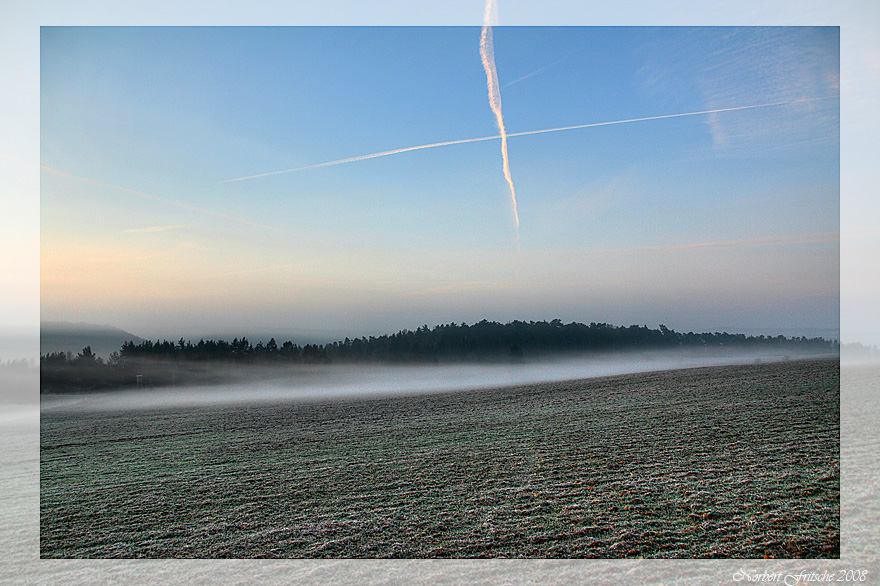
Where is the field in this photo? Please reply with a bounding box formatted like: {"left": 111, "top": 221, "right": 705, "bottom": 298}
{"left": 40, "top": 358, "right": 839, "bottom": 558}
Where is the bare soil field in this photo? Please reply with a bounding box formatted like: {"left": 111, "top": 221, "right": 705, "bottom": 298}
{"left": 40, "top": 358, "right": 839, "bottom": 558}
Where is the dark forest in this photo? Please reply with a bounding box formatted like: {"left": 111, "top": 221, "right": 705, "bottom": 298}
{"left": 40, "top": 319, "right": 837, "bottom": 392}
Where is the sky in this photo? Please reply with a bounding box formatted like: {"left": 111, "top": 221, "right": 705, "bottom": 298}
{"left": 2, "top": 0, "right": 876, "bottom": 353}
{"left": 37, "top": 25, "right": 841, "bottom": 342}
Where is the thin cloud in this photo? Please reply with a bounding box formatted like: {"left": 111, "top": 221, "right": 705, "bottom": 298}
{"left": 124, "top": 225, "right": 187, "bottom": 234}
{"left": 793, "top": 287, "right": 839, "bottom": 300}
{"left": 41, "top": 165, "right": 281, "bottom": 233}
{"left": 398, "top": 277, "right": 613, "bottom": 297}
{"left": 503, "top": 55, "right": 569, "bottom": 89}
{"left": 513, "top": 231, "right": 840, "bottom": 265}
{"left": 398, "top": 280, "right": 513, "bottom": 297}
{"left": 0, "top": 151, "right": 36, "bottom": 168}
{"left": 206, "top": 264, "right": 294, "bottom": 278}
{"left": 43, "top": 241, "right": 198, "bottom": 268}
{"left": 133, "top": 242, "right": 199, "bottom": 261}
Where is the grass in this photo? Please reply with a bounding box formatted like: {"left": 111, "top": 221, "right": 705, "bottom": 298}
{"left": 40, "top": 358, "right": 839, "bottom": 558}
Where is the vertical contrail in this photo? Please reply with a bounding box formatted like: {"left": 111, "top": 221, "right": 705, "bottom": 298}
{"left": 480, "top": 0, "right": 520, "bottom": 234}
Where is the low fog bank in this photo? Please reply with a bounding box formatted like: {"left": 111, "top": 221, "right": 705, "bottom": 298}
{"left": 841, "top": 342, "right": 880, "bottom": 364}
{"left": 0, "top": 360, "right": 38, "bottom": 405}
{"left": 40, "top": 347, "right": 838, "bottom": 414}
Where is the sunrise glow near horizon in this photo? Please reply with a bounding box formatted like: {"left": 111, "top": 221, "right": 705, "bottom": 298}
{"left": 40, "top": 26, "right": 839, "bottom": 342}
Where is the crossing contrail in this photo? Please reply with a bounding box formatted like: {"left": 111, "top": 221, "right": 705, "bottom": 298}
{"left": 503, "top": 56, "right": 567, "bottom": 89}
{"left": 217, "top": 97, "right": 832, "bottom": 185}
{"left": 480, "top": 0, "right": 519, "bottom": 231}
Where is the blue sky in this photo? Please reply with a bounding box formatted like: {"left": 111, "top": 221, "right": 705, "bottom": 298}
{"left": 37, "top": 25, "right": 840, "bottom": 340}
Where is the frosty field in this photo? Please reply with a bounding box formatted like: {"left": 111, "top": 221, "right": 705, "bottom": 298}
{"left": 40, "top": 358, "right": 839, "bottom": 558}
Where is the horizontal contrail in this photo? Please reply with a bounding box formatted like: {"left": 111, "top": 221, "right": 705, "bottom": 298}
{"left": 218, "top": 96, "right": 833, "bottom": 184}
{"left": 504, "top": 98, "right": 827, "bottom": 140}
{"left": 217, "top": 135, "right": 502, "bottom": 183}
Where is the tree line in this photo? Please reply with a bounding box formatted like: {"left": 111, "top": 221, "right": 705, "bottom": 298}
{"left": 40, "top": 319, "right": 837, "bottom": 392}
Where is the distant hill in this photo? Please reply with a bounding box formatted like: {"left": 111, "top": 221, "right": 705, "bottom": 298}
{"left": 41, "top": 321, "right": 144, "bottom": 360}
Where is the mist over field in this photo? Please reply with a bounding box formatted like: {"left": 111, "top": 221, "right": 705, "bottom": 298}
{"left": 40, "top": 357, "right": 841, "bottom": 558}
{"left": 41, "top": 347, "right": 836, "bottom": 413}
